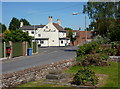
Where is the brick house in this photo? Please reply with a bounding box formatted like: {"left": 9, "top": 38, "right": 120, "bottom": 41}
{"left": 67, "top": 30, "right": 93, "bottom": 46}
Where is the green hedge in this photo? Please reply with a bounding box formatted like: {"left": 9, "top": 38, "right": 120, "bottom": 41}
{"left": 12, "top": 42, "right": 22, "bottom": 57}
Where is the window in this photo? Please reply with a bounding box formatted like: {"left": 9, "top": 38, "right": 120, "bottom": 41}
{"left": 31, "top": 31, "right": 34, "bottom": 34}
{"left": 46, "top": 26, "right": 48, "bottom": 28}
{"left": 38, "top": 34, "right": 41, "bottom": 37}
{"left": 61, "top": 41, "right": 63, "bottom": 44}
{"left": 40, "top": 40, "right": 44, "bottom": 44}
{"left": 26, "top": 31, "right": 28, "bottom": 33}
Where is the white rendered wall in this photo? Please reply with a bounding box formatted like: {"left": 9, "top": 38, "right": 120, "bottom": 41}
{"left": 59, "top": 32, "right": 66, "bottom": 38}
{"left": 35, "top": 23, "right": 59, "bottom": 46}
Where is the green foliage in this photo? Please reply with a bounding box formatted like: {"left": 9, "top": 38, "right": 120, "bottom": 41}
{"left": 20, "top": 18, "right": 31, "bottom": 26}
{"left": 95, "top": 46, "right": 117, "bottom": 56}
{"left": 3, "top": 29, "right": 32, "bottom": 42}
{"left": 109, "top": 22, "right": 120, "bottom": 41}
{"left": 77, "top": 54, "right": 109, "bottom": 66}
{"left": 83, "top": 2, "right": 119, "bottom": 36}
{"left": 72, "top": 67, "right": 98, "bottom": 86}
{"left": 77, "top": 41, "right": 98, "bottom": 57}
{"left": 9, "top": 17, "right": 20, "bottom": 31}
{"left": 92, "top": 35, "right": 110, "bottom": 44}
{"left": 64, "top": 27, "right": 75, "bottom": 45}
{"left": 0, "top": 23, "right": 7, "bottom": 33}
{"left": 65, "top": 62, "right": 118, "bottom": 87}
{"left": 9, "top": 17, "right": 31, "bottom": 31}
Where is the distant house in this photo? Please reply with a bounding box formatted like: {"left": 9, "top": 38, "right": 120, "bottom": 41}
{"left": 67, "top": 30, "right": 93, "bottom": 46}
{"left": 20, "top": 16, "right": 70, "bottom": 47}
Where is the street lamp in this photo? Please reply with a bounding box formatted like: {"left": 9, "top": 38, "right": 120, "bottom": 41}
{"left": 72, "top": 12, "right": 87, "bottom": 42}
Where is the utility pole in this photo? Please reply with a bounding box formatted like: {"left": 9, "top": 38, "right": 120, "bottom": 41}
{"left": 34, "top": 25, "right": 35, "bottom": 42}
{"left": 85, "top": 15, "right": 87, "bottom": 42}
{"left": 72, "top": 12, "right": 87, "bottom": 42}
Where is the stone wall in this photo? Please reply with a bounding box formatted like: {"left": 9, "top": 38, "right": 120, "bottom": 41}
{"left": 109, "top": 56, "right": 120, "bottom": 62}
{"left": 1, "top": 59, "right": 76, "bottom": 89}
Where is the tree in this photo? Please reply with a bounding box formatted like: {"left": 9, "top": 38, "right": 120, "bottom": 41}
{"left": 64, "top": 27, "right": 75, "bottom": 46}
{"left": 109, "top": 21, "right": 120, "bottom": 41}
{"left": 2, "top": 24, "right": 7, "bottom": 33}
{"left": 83, "top": 2, "right": 119, "bottom": 36}
{"left": 0, "top": 23, "right": 7, "bottom": 33}
{"left": 20, "top": 18, "right": 31, "bottom": 26}
{"left": 3, "top": 29, "right": 32, "bottom": 42}
{"left": 9, "top": 17, "right": 20, "bottom": 31}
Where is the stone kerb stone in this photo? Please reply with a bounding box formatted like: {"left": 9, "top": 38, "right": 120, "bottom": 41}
{"left": 2, "top": 58, "right": 75, "bottom": 89}
{"left": 109, "top": 56, "right": 120, "bottom": 62}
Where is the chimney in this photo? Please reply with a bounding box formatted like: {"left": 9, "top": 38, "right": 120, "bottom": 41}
{"left": 57, "top": 19, "right": 61, "bottom": 26}
{"left": 48, "top": 16, "right": 52, "bottom": 23}
{"left": 20, "top": 22, "right": 23, "bottom": 27}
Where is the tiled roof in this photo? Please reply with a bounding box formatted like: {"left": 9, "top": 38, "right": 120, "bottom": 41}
{"left": 53, "top": 23, "right": 66, "bottom": 32}
{"left": 20, "top": 25, "right": 45, "bottom": 30}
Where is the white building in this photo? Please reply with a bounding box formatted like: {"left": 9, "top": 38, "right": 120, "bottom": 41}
{"left": 20, "top": 16, "right": 70, "bottom": 47}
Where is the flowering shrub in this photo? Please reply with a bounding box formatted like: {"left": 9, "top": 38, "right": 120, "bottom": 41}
{"left": 77, "top": 54, "right": 109, "bottom": 66}
{"left": 72, "top": 67, "right": 98, "bottom": 86}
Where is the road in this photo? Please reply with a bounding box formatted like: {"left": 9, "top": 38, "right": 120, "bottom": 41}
{"left": 2, "top": 46, "right": 77, "bottom": 74}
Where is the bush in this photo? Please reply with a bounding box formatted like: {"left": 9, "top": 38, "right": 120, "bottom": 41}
{"left": 77, "top": 54, "right": 109, "bottom": 66}
{"left": 92, "top": 35, "right": 110, "bottom": 44}
{"left": 72, "top": 67, "right": 98, "bottom": 86}
{"left": 95, "top": 46, "right": 117, "bottom": 56}
{"left": 77, "top": 41, "right": 98, "bottom": 57}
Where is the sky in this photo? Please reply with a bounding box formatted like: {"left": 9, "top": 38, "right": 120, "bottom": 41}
{"left": 2, "top": 2, "right": 91, "bottom": 30}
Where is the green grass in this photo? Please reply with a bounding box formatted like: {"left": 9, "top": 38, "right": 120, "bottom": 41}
{"left": 13, "top": 62, "right": 119, "bottom": 88}
{"left": 65, "top": 62, "right": 119, "bottom": 88}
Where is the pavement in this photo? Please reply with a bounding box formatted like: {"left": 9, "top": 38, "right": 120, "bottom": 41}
{"left": 2, "top": 46, "right": 77, "bottom": 74}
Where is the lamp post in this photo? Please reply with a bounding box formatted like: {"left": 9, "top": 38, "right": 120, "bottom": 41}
{"left": 72, "top": 12, "right": 87, "bottom": 42}
{"left": 34, "top": 25, "right": 35, "bottom": 42}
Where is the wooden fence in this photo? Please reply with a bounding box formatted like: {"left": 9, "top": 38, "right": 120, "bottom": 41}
{"left": 0, "top": 41, "right": 38, "bottom": 59}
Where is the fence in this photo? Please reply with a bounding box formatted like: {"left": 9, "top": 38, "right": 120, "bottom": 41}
{"left": 0, "top": 42, "right": 3, "bottom": 58}
{"left": 12, "top": 42, "right": 22, "bottom": 57}
{"left": 1, "top": 41, "right": 38, "bottom": 60}
{"left": 33, "top": 42, "right": 37, "bottom": 53}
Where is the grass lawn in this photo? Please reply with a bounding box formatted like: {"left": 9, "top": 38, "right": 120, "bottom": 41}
{"left": 65, "top": 62, "right": 119, "bottom": 88}
{"left": 13, "top": 62, "right": 119, "bottom": 88}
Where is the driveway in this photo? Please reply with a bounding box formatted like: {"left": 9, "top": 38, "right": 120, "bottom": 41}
{"left": 2, "top": 46, "right": 77, "bottom": 74}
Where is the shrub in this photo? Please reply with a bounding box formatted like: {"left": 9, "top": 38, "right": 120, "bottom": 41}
{"left": 77, "top": 41, "right": 99, "bottom": 57}
{"left": 95, "top": 46, "right": 117, "bottom": 56}
{"left": 77, "top": 54, "right": 109, "bottom": 66}
{"left": 72, "top": 67, "right": 98, "bottom": 86}
{"left": 92, "top": 35, "right": 110, "bottom": 44}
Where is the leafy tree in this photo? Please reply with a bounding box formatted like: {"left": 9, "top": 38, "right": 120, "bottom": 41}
{"left": 20, "top": 18, "right": 31, "bottom": 26}
{"left": 83, "top": 2, "right": 119, "bottom": 36}
{"left": 3, "top": 29, "right": 32, "bottom": 43}
{"left": 3, "top": 30, "right": 11, "bottom": 42}
{"left": 2, "top": 24, "right": 7, "bottom": 33}
{"left": 109, "top": 21, "right": 120, "bottom": 41}
{"left": 0, "top": 23, "right": 7, "bottom": 33}
{"left": 64, "top": 27, "right": 75, "bottom": 46}
{"left": 9, "top": 17, "right": 20, "bottom": 31}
